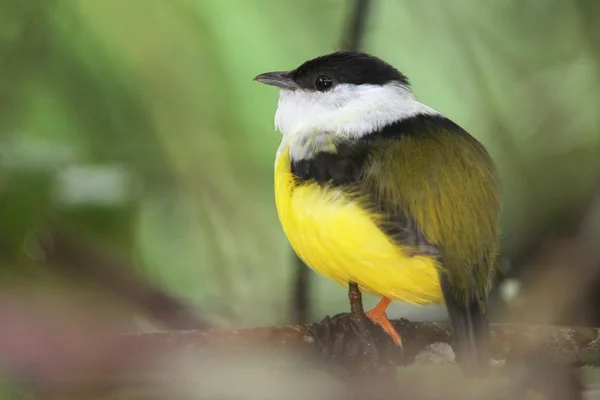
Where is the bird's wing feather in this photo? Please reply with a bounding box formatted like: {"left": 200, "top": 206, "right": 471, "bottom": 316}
{"left": 358, "top": 115, "right": 501, "bottom": 301}
{"left": 357, "top": 115, "right": 500, "bottom": 375}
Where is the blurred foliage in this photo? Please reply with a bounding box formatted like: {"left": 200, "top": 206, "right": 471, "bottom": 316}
{"left": 0, "top": 0, "right": 599, "bottom": 331}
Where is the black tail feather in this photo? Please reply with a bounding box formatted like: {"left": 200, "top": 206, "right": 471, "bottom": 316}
{"left": 439, "top": 273, "right": 491, "bottom": 377}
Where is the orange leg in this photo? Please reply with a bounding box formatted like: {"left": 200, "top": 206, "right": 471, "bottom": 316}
{"left": 366, "top": 297, "right": 403, "bottom": 346}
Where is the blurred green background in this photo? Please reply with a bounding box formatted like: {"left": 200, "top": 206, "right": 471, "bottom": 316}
{"left": 1, "top": 0, "right": 599, "bottom": 333}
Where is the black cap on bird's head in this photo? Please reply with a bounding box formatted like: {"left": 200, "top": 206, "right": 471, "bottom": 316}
{"left": 254, "top": 51, "right": 409, "bottom": 92}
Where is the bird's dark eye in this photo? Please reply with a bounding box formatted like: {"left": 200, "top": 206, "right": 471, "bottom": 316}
{"left": 314, "top": 75, "right": 333, "bottom": 91}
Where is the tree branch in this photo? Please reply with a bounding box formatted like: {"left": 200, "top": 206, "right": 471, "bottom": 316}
{"left": 5, "top": 319, "right": 600, "bottom": 386}
{"left": 340, "top": 0, "right": 372, "bottom": 51}
{"left": 1, "top": 308, "right": 594, "bottom": 399}
{"left": 33, "top": 227, "right": 211, "bottom": 330}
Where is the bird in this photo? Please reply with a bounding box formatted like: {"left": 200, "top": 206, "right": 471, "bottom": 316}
{"left": 254, "top": 51, "right": 501, "bottom": 375}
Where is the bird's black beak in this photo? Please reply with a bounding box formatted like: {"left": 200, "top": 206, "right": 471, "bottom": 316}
{"left": 253, "top": 71, "right": 298, "bottom": 90}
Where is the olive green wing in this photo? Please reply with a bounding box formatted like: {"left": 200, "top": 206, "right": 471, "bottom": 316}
{"left": 358, "top": 116, "right": 501, "bottom": 376}
{"left": 360, "top": 117, "right": 501, "bottom": 297}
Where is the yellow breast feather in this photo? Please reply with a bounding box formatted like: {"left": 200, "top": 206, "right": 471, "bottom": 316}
{"left": 274, "top": 147, "right": 443, "bottom": 305}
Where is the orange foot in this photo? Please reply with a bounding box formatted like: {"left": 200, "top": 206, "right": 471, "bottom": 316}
{"left": 366, "top": 297, "right": 403, "bottom": 346}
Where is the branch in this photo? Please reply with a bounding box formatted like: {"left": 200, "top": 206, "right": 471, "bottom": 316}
{"left": 291, "top": 254, "right": 310, "bottom": 324}
{"left": 1, "top": 307, "right": 594, "bottom": 399}
{"left": 33, "top": 227, "right": 211, "bottom": 330}
{"left": 157, "top": 321, "right": 600, "bottom": 367}
{"left": 5, "top": 319, "right": 600, "bottom": 386}
{"left": 340, "top": 0, "right": 373, "bottom": 51}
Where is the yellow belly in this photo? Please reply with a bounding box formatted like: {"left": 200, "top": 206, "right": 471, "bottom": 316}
{"left": 275, "top": 148, "right": 443, "bottom": 305}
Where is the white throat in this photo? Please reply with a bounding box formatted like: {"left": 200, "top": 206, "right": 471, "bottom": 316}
{"left": 273, "top": 82, "right": 441, "bottom": 161}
